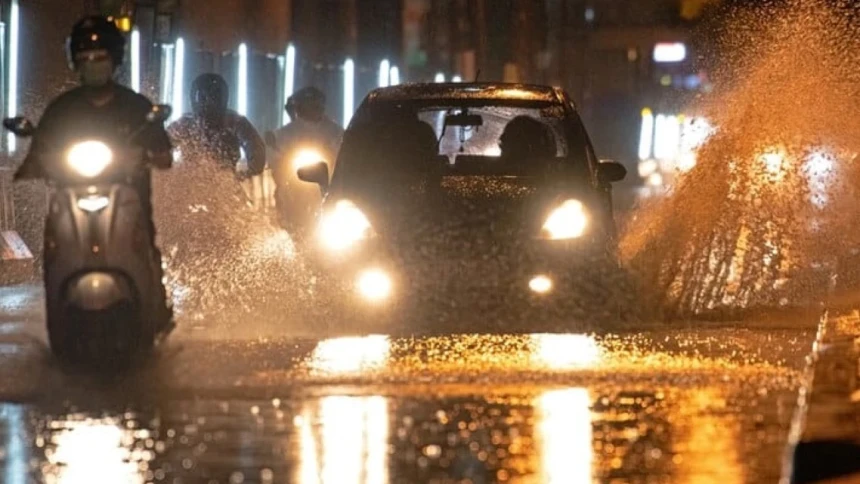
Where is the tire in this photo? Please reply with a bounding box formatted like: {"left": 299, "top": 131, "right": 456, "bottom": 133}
{"left": 47, "top": 301, "right": 154, "bottom": 369}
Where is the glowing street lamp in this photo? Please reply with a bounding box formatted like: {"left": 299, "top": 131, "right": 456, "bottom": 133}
{"left": 7, "top": 0, "right": 20, "bottom": 152}
{"left": 130, "top": 28, "right": 141, "bottom": 93}
{"left": 283, "top": 43, "right": 296, "bottom": 125}
{"left": 170, "top": 37, "right": 185, "bottom": 122}
{"left": 238, "top": 43, "right": 248, "bottom": 117}
{"left": 389, "top": 66, "right": 400, "bottom": 86}
{"left": 343, "top": 58, "right": 355, "bottom": 128}
{"left": 378, "top": 59, "right": 390, "bottom": 88}
{"left": 434, "top": 72, "right": 445, "bottom": 83}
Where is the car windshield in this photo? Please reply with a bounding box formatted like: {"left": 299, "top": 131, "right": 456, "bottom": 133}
{"left": 334, "top": 99, "right": 591, "bottom": 181}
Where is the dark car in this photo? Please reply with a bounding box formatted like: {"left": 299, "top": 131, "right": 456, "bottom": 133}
{"left": 297, "top": 83, "right": 628, "bottom": 329}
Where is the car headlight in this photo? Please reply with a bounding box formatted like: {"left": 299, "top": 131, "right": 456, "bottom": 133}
{"left": 293, "top": 148, "right": 325, "bottom": 172}
{"left": 541, "top": 199, "right": 588, "bottom": 240}
{"left": 67, "top": 141, "right": 113, "bottom": 178}
{"left": 319, "top": 199, "right": 374, "bottom": 251}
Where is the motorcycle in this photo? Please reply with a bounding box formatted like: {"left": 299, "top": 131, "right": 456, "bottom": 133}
{"left": 3, "top": 104, "right": 173, "bottom": 365}
{"left": 264, "top": 132, "right": 332, "bottom": 239}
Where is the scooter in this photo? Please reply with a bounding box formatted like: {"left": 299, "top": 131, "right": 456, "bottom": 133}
{"left": 3, "top": 104, "right": 173, "bottom": 365}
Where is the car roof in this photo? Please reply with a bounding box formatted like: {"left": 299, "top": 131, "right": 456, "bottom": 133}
{"left": 365, "top": 82, "right": 566, "bottom": 104}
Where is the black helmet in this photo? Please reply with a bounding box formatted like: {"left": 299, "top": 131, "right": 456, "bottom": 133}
{"left": 191, "top": 73, "right": 230, "bottom": 117}
{"left": 67, "top": 16, "right": 126, "bottom": 69}
{"left": 292, "top": 86, "right": 326, "bottom": 108}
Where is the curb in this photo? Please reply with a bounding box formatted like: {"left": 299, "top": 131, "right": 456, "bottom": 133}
{"left": 783, "top": 311, "right": 860, "bottom": 484}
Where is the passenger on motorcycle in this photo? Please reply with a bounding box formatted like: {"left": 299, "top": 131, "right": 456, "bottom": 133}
{"left": 168, "top": 73, "right": 266, "bottom": 177}
{"left": 14, "top": 15, "right": 173, "bottom": 326}
{"left": 268, "top": 86, "right": 344, "bottom": 232}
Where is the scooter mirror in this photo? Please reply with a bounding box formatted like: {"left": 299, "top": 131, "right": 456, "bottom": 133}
{"left": 2, "top": 117, "right": 35, "bottom": 137}
{"left": 297, "top": 161, "right": 330, "bottom": 191}
{"left": 146, "top": 104, "right": 173, "bottom": 124}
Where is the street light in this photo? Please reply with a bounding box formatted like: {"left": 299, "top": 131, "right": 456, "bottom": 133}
{"left": 130, "top": 28, "right": 141, "bottom": 93}
{"left": 452, "top": 75, "right": 462, "bottom": 83}
{"left": 7, "top": 0, "right": 19, "bottom": 153}
{"left": 238, "top": 43, "right": 248, "bottom": 117}
{"left": 283, "top": 43, "right": 296, "bottom": 125}
{"left": 160, "top": 44, "right": 174, "bottom": 105}
{"left": 434, "top": 72, "right": 445, "bottom": 83}
{"left": 378, "top": 59, "right": 390, "bottom": 88}
{"left": 170, "top": 37, "right": 185, "bottom": 122}
{"left": 343, "top": 58, "right": 355, "bottom": 128}
{"left": 638, "top": 108, "right": 654, "bottom": 161}
{"left": 389, "top": 66, "right": 400, "bottom": 86}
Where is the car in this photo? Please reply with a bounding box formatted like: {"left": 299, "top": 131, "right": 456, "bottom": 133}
{"left": 296, "top": 82, "right": 629, "bottom": 329}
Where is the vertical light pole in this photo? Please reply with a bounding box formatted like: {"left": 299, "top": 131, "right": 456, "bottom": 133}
{"left": 170, "top": 37, "right": 185, "bottom": 122}
{"left": 378, "top": 59, "right": 390, "bottom": 88}
{"left": 282, "top": 43, "right": 296, "bottom": 125}
{"left": 343, "top": 58, "right": 355, "bottom": 128}
{"left": 160, "top": 44, "right": 174, "bottom": 105}
{"left": 238, "top": 43, "right": 248, "bottom": 117}
{"left": 130, "top": 28, "right": 141, "bottom": 93}
{"left": 6, "top": 0, "right": 19, "bottom": 153}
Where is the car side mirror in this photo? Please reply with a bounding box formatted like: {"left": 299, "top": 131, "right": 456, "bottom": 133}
{"left": 597, "top": 160, "right": 627, "bottom": 183}
{"left": 297, "top": 161, "right": 330, "bottom": 191}
{"left": 146, "top": 104, "right": 172, "bottom": 124}
{"left": 3, "top": 117, "right": 35, "bottom": 137}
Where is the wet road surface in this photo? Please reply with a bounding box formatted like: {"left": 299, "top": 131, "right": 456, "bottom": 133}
{"left": 0, "top": 285, "right": 815, "bottom": 483}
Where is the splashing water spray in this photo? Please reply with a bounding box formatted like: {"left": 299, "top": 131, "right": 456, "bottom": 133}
{"left": 621, "top": 0, "right": 860, "bottom": 320}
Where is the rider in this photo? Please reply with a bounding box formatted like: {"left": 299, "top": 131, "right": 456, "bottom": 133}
{"left": 14, "top": 16, "right": 173, "bottom": 324}
{"left": 168, "top": 73, "right": 266, "bottom": 177}
{"left": 268, "top": 86, "right": 344, "bottom": 231}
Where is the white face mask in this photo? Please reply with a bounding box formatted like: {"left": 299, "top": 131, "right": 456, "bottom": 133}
{"left": 78, "top": 58, "right": 114, "bottom": 87}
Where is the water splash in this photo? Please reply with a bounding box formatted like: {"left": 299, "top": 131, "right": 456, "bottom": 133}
{"left": 621, "top": 0, "right": 860, "bottom": 319}
{"left": 152, "top": 159, "right": 307, "bottom": 330}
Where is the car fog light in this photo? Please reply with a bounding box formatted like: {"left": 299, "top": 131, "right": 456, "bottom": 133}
{"left": 357, "top": 269, "right": 392, "bottom": 302}
{"left": 529, "top": 275, "right": 554, "bottom": 294}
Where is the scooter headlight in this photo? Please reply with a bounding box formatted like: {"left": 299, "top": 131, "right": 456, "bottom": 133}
{"left": 541, "top": 199, "right": 589, "bottom": 240}
{"left": 319, "top": 199, "right": 374, "bottom": 252}
{"left": 67, "top": 141, "right": 113, "bottom": 178}
{"left": 76, "top": 195, "right": 110, "bottom": 212}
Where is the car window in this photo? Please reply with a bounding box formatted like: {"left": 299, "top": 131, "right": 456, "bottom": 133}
{"left": 332, "top": 100, "right": 591, "bottom": 183}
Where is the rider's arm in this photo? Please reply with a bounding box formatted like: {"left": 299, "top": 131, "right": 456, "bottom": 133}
{"left": 142, "top": 118, "right": 173, "bottom": 170}
{"left": 236, "top": 116, "right": 267, "bottom": 176}
{"left": 13, "top": 104, "right": 61, "bottom": 180}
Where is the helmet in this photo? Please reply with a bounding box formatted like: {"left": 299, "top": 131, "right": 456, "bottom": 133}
{"left": 191, "top": 73, "right": 230, "bottom": 118}
{"left": 67, "top": 16, "right": 126, "bottom": 69}
{"left": 292, "top": 86, "right": 326, "bottom": 108}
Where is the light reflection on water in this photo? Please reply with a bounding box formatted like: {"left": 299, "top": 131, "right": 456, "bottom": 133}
{"left": 306, "top": 335, "right": 392, "bottom": 375}
{"left": 298, "top": 396, "right": 389, "bottom": 484}
{"left": 44, "top": 417, "right": 148, "bottom": 484}
{"left": 537, "top": 388, "right": 593, "bottom": 483}
{"left": 21, "top": 385, "right": 762, "bottom": 484}
{"left": 15, "top": 334, "right": 783, "bottom": 483}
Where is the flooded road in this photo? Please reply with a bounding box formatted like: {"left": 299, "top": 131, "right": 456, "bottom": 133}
{"left": 0, "top": 285, "right": 815, "bottom": 483}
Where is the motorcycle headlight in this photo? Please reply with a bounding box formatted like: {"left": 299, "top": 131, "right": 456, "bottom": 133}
{"left": 76, "top": 195, "right": 110, "bottom": 212}
{"left": 293, "top": 148, "right": 325, "bottom": 172}
{"left": 319, "top": 199, "right": 374, "bottom": 251}
{"left": 67, "top": 141, "right": 113, "bottom": 178}
{"left": 541, "top": 199, "right": 589, "bottom": 240}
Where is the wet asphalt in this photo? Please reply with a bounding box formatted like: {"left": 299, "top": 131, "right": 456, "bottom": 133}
{"left": 0, "top": 285, "right": 816, "bottom": 484}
